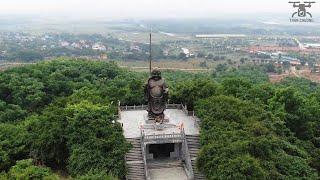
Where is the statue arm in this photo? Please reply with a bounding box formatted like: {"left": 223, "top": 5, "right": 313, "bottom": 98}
{"left": 163, "top": 81, "right": 169, "bottom": 99}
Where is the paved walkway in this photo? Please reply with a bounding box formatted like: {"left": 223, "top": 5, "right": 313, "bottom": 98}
{"left": 149, "top": 167, "right": 188, "bottom": 180}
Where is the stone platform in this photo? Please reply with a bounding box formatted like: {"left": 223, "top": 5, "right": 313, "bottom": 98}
{"left": 118, "top": 108, "right": 200, "bottom": 138}
{"left": 119, "top": 104, "right": 205, "bottom": 180}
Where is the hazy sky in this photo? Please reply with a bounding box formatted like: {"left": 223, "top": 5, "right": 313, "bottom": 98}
{"left": 0, "top": 0, "right": 319, "bottom": 19}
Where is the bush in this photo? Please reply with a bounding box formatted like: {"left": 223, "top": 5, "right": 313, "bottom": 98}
{"left": 76, "top": 170, "right": 117, "bottom": 180}
{"left": 5, "top": 159, "right": 58, "bottom": 180}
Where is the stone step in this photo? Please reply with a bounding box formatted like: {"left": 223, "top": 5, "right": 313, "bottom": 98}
{"left": 127, "top": 171, "right": 145, "bottom": 175}
{"left": 127, "top": 167, "right": 144, "bottom": 170}
{"left": 188, "top": 148, "right": 200, "bottom": 151}
{"left": 125, "top": 138, "right": 145, "bottom": 180}
{"left": 187, "top": 142, "right": 200, "bottom": 146}
{"left": 186, "top": 140, "right": 200, "bottom": 144}
{"left": 187, "top": 143, "right": 200, "bottom": 147}
{"left": 127, "top": 176, "right": 145, "bottom": 179}
{"left": 126, "top": 153, "right": 143, "bottom": 156}
{"left": 186, "top": 137, "right": 200, "bottom": 141}
{"left": 126, "top": 157, "right": 142, "bottom": 161}
{"left": 192, "top": 163, "right": 206, "bottom": 180}
{"left": 186, "top": 136, "right": 206, "bottom": 180}
{"left": 127, "top": 172, "right": 145, "bottom": 176}
{"left": 126, "top": 175, "right": 145, "bottom": 180}
{"left": 126, "top": 153, "right": 142, "bottom": 157}
{"left": 127, "top": 150, "right": 142, "bottom": 153}
{"left": 127, "top": 164, "right": 144, "bottom": 167}
{"left": 130, "top": 143, "right": 142, "bottom": 146}
{"left": 126, "top": 155, "right": 143, "bottom": 159}
{"left": 147, "top": 160, "right": 183, "bottom": 169}
{"left": 189, "top": 153, "right": 199, "bottom": 158}
{"left": 189, "top": 151, "right": 199, "bottom": 155}
{"left": 126, "top": 151, "right": 143, "bottom": 155}
{"left": 189, "top": 149, "right": 200, "bottom": 153}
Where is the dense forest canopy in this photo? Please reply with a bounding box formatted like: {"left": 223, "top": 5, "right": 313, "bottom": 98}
{"left": 0, "top": 59, "right": 319, "bottom": 179}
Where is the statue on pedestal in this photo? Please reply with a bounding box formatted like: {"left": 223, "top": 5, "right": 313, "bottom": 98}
{"left": 144, "top": 68, "right": 169, "bottom": 123}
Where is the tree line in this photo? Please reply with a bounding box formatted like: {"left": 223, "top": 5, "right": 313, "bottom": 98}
{"left": 0, "top": 59, "right": 319, "bottom": 179}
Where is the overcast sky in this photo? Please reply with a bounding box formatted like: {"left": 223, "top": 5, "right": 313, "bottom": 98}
{"left": 0, "top": 0, "right": 319, "bottom": 19}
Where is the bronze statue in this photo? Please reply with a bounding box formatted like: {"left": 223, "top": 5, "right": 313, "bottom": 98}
{"left": 144, "top": 68, "right": 168, "bottom": 123}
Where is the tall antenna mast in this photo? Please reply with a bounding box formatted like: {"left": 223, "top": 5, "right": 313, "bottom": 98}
{"left": 149, "top": 29, "right": 152, "bottom": 75}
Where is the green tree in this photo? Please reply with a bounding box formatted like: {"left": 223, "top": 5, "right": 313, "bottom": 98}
{"left": 171, "top": 79, "right": 219, "bottom": 110}
{"left": 195, "top": 95, "right": 318, "bottom": 179}
{"left": 0, "top": 123, "right": 29, "bottom": 171}
{"left": 5, "top": 159, "right": 58, "bottom": 180}
{"left": 66, "top": 100, "right": 130, "bottom": 177}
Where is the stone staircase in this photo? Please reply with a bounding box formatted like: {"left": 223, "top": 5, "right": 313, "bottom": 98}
{"left": 186, "top": 135, "right": 206, "bottom": 180}
{"left": 125, "top": 138, "right": 146, "bottom": 180}
{"left": 147, "top": 159, "right": 183, "bottom": 169}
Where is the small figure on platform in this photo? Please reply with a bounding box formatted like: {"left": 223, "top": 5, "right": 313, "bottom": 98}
{"left": 144, "top": 68, "right": 169, "bottom": 123}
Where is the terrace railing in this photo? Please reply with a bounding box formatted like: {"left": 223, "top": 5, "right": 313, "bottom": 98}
{"left": 142, "top": 132, "right": 184, "bottom": 144}
{"left": 119, "top": 103, "right": 185, "bottom": 111}
{"left": 118, "top": 102, "right": 202, "bottom": 128}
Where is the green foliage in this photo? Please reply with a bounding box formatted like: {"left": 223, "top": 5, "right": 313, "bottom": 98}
{"left": 196, "top": 95, "right": 318, "bottom": 179}
{"left": 278, "top": 77, "right": 319, "bottom": 95}
{"left": 10, "top": 50, "right": 44, "bottom": 62}
{"left": 217, "top": 155, "right": 266, "bottom": 179}
{"left": 101, "top": 72, "right": 145, "bottom": 106}
{"left": 0, "top": 100, "right": 27, "bottom": 123}
{"left": 221, "top": 78, "right": 252, "bottom": 99}
{"left": 66, "top": 100, "right": 129, "bottom": 177}
{"left": 26, "top": 100, "right": 69, "bottom": 169}
{"left": 1, "top": 60, "right": 319, "bottom": 179}
{"left": 0, "top": 59, "right": 122, "bottom": 114}
{"left": 77, "top": 170, "right": 117, "bottom": 180}
{"left": 0, "top": 123, "right": 29, "bottom": 171}
{"left": 216, "top": 65, "right": 269, "bottom": 84}
{"left": 3, "top": 159, "right": 58, "bottom": 180}
{"left": 0, "top": 60, "right": 131, "bottom": 178}
{"left": 171, "top": 79, "right": 220, "bottom": 110}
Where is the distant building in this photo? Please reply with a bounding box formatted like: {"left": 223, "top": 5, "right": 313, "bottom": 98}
{"left": 41, "top": 45, "right": 47, "bottom": 50}
{"left": 60, "top": 41, "right": 70, "bottom": 47}
{"left": 304, "top": 43, "right": 320, "bottom": 49}
{"left": 71, "top": 42, "right": 82, "bottom": 49}
{"left": 181, "top": 48, "right": 190, "bottom": 56}
{"left": 92, "top": 43, "right": 106, "bottom": 51}
{"left": 289, "top": 60, "right": 301, "bottom": 66}
{"left": 130, "top": 45, "right": 141, "bottom": 52}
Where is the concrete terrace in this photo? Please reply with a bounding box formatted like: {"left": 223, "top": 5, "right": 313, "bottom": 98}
{"left": 118, "top": 105, "right": 200, "bottom": 138}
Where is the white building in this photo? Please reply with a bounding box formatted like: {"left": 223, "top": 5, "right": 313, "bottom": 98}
{"left": 304, "top": 43, "right": 320, "bottom": 49}
{"left": 71, "top": 42, "right": 82, "bottom": 49}
{"left": 92, "top": 43, "right": 106, "bottom": 51}
{"left": 60, "top": 41, "right": 70, "bottom": 47}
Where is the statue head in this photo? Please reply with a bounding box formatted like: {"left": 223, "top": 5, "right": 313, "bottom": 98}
{"left": 151, "top": 68, "right": 161, "bottom": 79}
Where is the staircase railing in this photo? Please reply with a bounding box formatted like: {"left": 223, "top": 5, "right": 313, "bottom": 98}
{"left": 140, "top": 131, "right": 149, "bottom": 180}
{"left": 181, "top": 129, "right": 194, "bottom": 179}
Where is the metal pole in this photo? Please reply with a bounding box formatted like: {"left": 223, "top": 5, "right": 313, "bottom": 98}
{"left": 149, "top": 31, "right": 152, "bottom": 75}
